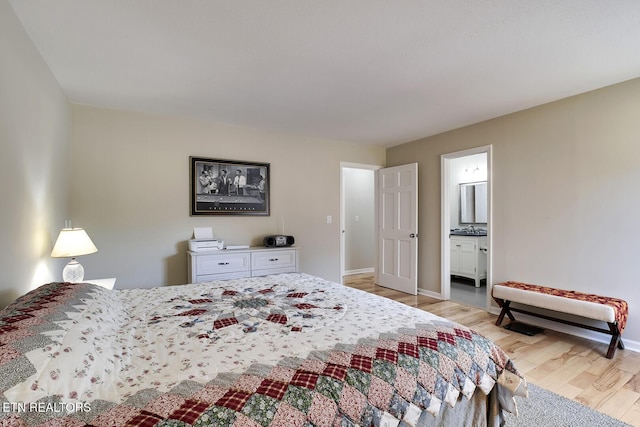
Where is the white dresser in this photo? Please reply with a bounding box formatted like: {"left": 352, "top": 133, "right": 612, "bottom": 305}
{"left": 188, "top": 246, "right": 299, "bottom": 283}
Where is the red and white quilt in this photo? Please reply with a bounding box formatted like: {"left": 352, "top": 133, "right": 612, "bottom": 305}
{"left": 0, "top": 273, "right": 526, "bottom": 426}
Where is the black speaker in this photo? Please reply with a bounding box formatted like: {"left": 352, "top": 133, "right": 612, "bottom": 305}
{"left": 264, "top": 235, "right": 295, "bottom": 247}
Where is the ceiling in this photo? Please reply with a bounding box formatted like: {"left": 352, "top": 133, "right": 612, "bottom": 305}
{"left": 8, "top": 0, "right": 640, "bottom": 147}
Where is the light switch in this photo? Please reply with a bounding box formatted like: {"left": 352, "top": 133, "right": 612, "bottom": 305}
{"left": 355, "top": 215, "right": 360, "bottom": 223}
{"left": 326, "top": 215, "right": 332, "bottom": 224}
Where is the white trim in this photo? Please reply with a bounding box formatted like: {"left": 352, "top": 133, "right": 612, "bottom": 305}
{"left": 441, "top": 145, "right": 492, "bottom": 309}
{"left": 441, "top": 156, "right": 451, "bottom": 301}
{"left": 344, "top": 268, "right": 375, "bottom": 276}
{"left": 418, "top": 288, "right": 443, "bottom": 300}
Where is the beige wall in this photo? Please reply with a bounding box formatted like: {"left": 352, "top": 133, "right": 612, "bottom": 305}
{"left": 0, "top": 0, "right": 72, "bottom": 308}
{"left": 387, "top": 77, "right": 640, "bottom": 344}
{"left": 71, "top": 106, "right": 385, "bottom": 287}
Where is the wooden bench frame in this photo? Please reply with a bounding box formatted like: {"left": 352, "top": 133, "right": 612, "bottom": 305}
{"left": 495, "top": 300, "right": 625, "bottom": 359}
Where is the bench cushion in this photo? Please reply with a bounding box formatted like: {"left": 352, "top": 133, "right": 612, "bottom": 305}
{"left": 492, "top": 281, "right": 628, "bottom": 333}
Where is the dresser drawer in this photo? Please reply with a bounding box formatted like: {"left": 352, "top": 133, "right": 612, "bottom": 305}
{"left": 188, "top": 247, "right": 299, "bottom": 284}
{"left": 251, "top": 249, "right": 297, "bottom": 271}
{"left": 196, "top": 252, "right": 251, "bottom": 276}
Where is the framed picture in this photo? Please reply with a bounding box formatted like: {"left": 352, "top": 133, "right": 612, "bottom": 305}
{"left": 190, "top": 156, "right": 270, "bottom": 216}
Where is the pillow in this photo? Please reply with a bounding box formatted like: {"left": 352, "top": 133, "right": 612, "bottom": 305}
{"left": 2, "top": 282, "right": 128, "bottom": 403}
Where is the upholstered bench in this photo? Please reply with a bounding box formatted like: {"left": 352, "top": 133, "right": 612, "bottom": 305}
{"left": 492, "top": 281, "right": 628, "bottom": 358}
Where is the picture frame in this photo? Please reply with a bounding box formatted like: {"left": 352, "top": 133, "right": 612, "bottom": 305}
{"left": 190, "top": 156, "right": 270, "bottom": 216}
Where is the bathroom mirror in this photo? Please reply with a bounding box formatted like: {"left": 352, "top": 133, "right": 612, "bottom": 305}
{"left": 460, "top": 181, "right": 487, "bottom": 224}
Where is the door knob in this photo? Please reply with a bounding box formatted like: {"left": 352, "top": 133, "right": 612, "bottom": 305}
{"left": 410, "top": 233, "right": 418, "bottom": 238}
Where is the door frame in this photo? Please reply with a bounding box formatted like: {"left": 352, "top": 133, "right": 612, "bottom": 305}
{"left": 441, "top": 145, "right": 492, "bottom": 307}
{"left": 340, "top": 162, "right": 382, "bottom": 283}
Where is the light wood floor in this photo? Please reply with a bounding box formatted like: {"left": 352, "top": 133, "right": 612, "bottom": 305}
{"left": 344, "top": 273, "right": 640, "bottom": 426}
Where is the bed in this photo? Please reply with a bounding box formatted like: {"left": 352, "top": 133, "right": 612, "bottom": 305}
{"left": 0, "top": 273, "right": 526, "bottom": 426}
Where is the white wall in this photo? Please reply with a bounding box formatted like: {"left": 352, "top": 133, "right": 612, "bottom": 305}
{"left": 343, "top": 168, "right": 375, "bottom": 273}
{"left": 387, "top": 77, "right": 640, "bottom": 344}
{"left": 71, "top": 105, "right": 385, "bottom": 288}
{"left": 0, "top": 0, "right": 71, "bottom": 308}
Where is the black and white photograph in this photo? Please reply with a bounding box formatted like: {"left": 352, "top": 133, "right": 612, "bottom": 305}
{"left": 190, "top": 156, "right": 269, "bottom": 216}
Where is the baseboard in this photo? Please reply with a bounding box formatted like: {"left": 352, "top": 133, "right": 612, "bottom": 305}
{"left": 488, "top": 307, "right": 640, "bottom": 354}
{"left": 418, "top": 288, "right": 442, "bottom": 299}
{"left": 344, "top": 268, "right": 374, "bottom": 276}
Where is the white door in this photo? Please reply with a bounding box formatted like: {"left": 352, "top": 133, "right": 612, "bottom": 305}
{"left": 377, "top": 163, "right": 418, "bottom": 295}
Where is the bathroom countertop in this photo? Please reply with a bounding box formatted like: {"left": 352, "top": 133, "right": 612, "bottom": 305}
{"left": 449, "top": 231, "right": 487, "bottom": 236}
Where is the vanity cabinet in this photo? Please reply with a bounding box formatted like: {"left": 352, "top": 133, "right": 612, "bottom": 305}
{"left": 188, "top": 247, "right": 299, "bottom": 283}
{"left": 450, "top": 236, "right": 486, "bottom": 287}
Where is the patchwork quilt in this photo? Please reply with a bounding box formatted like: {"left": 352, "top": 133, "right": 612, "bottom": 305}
{"left": 0, "top": 273, "right": 526, "bottom": 426}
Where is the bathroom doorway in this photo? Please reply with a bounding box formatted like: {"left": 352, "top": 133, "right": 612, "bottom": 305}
{"left": 441, "top": 146, "right": 492, "bottom": 309}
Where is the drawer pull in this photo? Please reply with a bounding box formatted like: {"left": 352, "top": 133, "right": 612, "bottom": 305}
{"left": 218, "top": 262, "right": 230, "bottom": 265}
{"left": 268, "top": 258, "right": 279, "bottom": 262}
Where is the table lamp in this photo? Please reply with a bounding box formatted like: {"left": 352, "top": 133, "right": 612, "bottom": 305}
{"left": 51, "top": 227, "right": 98, "bottom": 282}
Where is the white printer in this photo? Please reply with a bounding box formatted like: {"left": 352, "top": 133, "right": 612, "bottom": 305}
{"left": 189, "top": 227, "right": 224, "bottom": 252}
{"left": 188, "top": 239, "right": 224, "bottom": 252}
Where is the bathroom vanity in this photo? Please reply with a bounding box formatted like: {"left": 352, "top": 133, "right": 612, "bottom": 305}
{"left": 450, "top": 233, "right": 487, "bottom": 287}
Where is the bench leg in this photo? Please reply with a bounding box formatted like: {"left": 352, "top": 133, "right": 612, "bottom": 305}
{"left": 495, "top": 300, "right": 516, "bottom": 326}
{"left": 606, "top": 322, "right": 623, "bottom": 359}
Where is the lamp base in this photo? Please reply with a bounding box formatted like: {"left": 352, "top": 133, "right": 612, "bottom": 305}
{"left": 62, "top": 258, "right": 85, "bottom": 283}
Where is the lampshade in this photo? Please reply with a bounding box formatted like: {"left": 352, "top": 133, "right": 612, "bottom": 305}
{"left": 51, "top": 228, "right": 98, "bottom": 283}
{"left": 51, "top": 228, "right": 98, "bottom": 258}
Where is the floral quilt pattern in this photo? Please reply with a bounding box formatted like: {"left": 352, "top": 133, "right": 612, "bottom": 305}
{"left": 0, "top": 273, "right": 526, "bottom": 426}
{"left": 147, "top": 282, "right": 346, "bottom": 339}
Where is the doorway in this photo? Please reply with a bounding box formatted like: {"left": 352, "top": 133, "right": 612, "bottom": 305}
{"left": 441, "top": 146, "right": 492, "bottom": 309}
{"left": 340, "top": 163, "right": 380, "bottom": 283}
